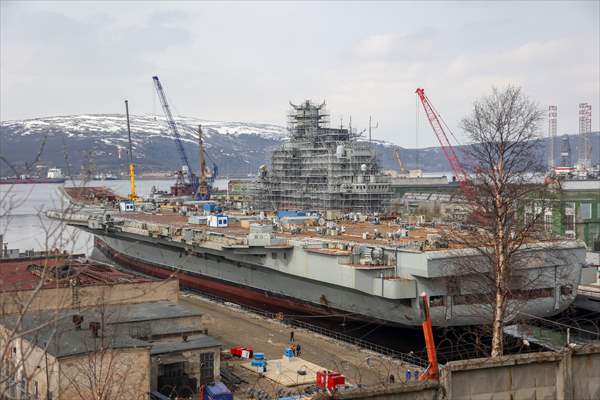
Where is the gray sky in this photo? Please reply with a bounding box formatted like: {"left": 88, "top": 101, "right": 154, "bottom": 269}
{"left": 1, "top": 0, "right": 598, "bottom": 147}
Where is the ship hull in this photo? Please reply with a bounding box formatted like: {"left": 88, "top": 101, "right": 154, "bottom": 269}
{"left": 94, "top": 236, "right": 381, "bottom": 322}
{"left": 0, "top": 178, "right": 66, "bottom": 184}
{"left": 89, "top": 230, "right": 582, "bottom": 327}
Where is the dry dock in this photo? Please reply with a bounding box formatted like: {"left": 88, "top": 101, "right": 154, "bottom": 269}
{"left": 178, "top": 292, "right": 421, "bottom": 397}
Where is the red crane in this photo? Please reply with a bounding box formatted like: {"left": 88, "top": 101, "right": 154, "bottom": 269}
{"left": 415, "top": 88, "right": 475, "bottom": 200}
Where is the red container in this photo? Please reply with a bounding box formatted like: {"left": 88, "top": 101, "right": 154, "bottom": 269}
{"left": 316, "top": 371, "right": 345, "bottom": 391}
{"left": 229, "top": 346, "right": 253, "bottom": 358}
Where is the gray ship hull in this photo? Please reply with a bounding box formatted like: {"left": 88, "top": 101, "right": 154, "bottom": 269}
{"left": 91, "top": 230, "right": 584, "bottom": 327}
{"left": 93, "top": 233, "right": 420, "bottom": 326}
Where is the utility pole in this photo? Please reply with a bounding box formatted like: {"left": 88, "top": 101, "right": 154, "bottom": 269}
{"left": 368, "top": 116, "right": 378, "bottom": 142}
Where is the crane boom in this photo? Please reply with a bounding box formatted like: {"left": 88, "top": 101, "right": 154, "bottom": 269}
{"left": 197, "top": 125, "right": 210, "bottom": 200}
{"left": 394, "top": 148, "right": 407, "bottom": 174}
{"left": 124, "top": 100, "right": 137, "bottom": 201}
{"left": 415, "top": 88, "right": 474, "bottom": 200}
{"left": 152, "top": 76, "right": 199, "bottom": 195}
{"left": 418, "top": 293, "right": 439, "bottom": 382}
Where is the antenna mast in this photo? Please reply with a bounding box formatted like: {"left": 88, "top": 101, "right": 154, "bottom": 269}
{"left": 368, "top": 116, "right": 379, "bottom": 142}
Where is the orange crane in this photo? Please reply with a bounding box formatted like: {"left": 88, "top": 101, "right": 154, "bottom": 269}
{"left": 419, "top": 292, "right": 439, "bottom": 381}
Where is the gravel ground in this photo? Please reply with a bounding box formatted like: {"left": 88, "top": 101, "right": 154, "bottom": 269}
{"left": 179, "top": 293, "right": 422, "bottom": 398}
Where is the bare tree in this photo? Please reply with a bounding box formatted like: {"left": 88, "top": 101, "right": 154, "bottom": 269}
{"left": 453, "top": 86, "right": 549, "bottom": 357}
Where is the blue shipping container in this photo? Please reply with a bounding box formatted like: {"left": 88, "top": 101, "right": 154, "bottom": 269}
{"left": 204, "top": 382, "right": 233, "bottom": 400}
{"left": 203, "top": 203, "right": 218, "bottom": 212}
{"left": 277, "top": 211, "right": 306, "bottom": 219}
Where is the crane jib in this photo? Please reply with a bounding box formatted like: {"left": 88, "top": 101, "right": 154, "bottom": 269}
{"left": 152, "top": 76, "right": 198, "bottom": 194}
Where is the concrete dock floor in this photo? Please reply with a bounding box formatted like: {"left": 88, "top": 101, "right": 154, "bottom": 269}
{"left": 179, "top": 292, "right": 422, "bottom": 398}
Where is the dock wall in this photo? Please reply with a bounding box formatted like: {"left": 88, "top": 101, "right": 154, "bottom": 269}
{"left": 322, "top": 347, "right": 600, "bottom": 400}
{"left": 442, "top": 346, "right": 600, "bottom": 399}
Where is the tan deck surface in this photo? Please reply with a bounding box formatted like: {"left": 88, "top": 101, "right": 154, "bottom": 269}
{"left": 241, "top": 357, "right": 327, "bottom": 387}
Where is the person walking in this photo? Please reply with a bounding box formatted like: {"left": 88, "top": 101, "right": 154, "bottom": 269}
{"left": 290, "top": 330, "right": 295, "bottom": 342}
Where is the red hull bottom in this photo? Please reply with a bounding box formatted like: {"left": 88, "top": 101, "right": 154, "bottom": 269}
{"left": 94, "top": 237, "right": 343, "bottom": 318}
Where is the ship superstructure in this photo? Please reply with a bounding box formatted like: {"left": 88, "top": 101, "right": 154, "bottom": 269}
{"left": 253, "top": 101, "right": 391, "bottom": 213}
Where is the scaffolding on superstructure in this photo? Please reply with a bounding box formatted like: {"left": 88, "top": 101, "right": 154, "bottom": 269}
{"left": 252, "top": 100, "right": 391, "bottom": 213}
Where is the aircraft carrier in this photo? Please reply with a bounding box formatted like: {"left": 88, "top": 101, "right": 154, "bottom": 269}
{"left": 47, "top": 206, "right": 586, "bottom": 327}
{"left": 47, "top": 100, "right": 587, "bottom": 327}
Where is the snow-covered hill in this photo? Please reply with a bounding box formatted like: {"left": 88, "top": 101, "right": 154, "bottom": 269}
{"left": 2, "top": 113, "right": 287, "bottom": 151}
{"left": 2, "top": 114, "right": 595, "bottom": 177}
{"left": 0, "top": 114, "right": 291, "bottom": 176}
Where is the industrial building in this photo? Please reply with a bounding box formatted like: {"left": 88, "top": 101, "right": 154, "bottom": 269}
{"left": 252, "top": 100, "right": 391, "bottom": 213}
{"left": 0, "top": 249, "right": 222, "bottom": 399}
{"left": 546, "top": 179, "right": 600, "bottom": 251}
{"left": 0, "top": 302, "right": 221, "bottom": 399}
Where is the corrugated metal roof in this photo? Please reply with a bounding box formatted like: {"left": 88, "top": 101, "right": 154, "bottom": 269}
{"left": 0, "top": 257, "right": 150, "bottom": 291}
{"left": 0, "top": 301, "right": 208, "bottom": 358}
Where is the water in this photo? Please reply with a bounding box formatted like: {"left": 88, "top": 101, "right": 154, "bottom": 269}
{"left": 0, "top": 179, "right": 231, "bottom": 254}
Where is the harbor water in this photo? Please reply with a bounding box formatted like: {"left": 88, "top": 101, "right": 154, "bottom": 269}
{"left": 0, "top": 179, "right": 228, "bottom": 253}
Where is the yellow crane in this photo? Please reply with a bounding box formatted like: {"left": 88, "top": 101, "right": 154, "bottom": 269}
{"left": 394, "top": 148, "right": 408, "bottom": 174}
{"left": 125, "top": 100, "right": 138, "bottom": 201}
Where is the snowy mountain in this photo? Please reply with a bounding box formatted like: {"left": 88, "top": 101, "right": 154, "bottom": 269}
{"left": 1, "top": 114, "right": 598, "bottom": 178}
{"left": 0, "top": 114, "right": 289, "bottom": 177}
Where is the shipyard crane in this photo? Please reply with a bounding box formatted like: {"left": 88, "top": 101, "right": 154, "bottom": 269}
{"left": 394, "top": 148, "right": 408, "bottom": 174}
{"left": 124, "top": 100, "right": 138, "bottom": 201}
{"left": 152, "top": 75, "right": 199, "bottom": 196}
{"left": 415, "top": 88, "right": 475, "bottom": 201}
{"left": 197, "top": 125, "right": 211, "bottom": 200}
{"left": 419, "top": 293, "right": 439, "bottom": 382}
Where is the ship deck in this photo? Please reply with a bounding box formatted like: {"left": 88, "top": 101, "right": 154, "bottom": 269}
{"left": 120, "top": 212, "right": 450, "bottom": 249}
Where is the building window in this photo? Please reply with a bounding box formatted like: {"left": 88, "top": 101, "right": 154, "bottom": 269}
{"left": 430, "top": 296, "right": 445, "bottom": 307}
{"left": 544, "top": 211, "right": 553, "bottom": 233}
{"left": 560, "top": 285, "right": 573, "bottom": 296}
{"left": 565, "top": 202, "right": 575, "bottom": 216}
{"left": 523, "top": 203, "right": 535, "bottom": 226}
{"left": 565, "top": 214, "right": 575, "bottom": 232}
{"left": 580, "top": 203, "right": 592, "bottom": 220}
{"left": 200, "top": 352, "right": 215, "bottom": 384}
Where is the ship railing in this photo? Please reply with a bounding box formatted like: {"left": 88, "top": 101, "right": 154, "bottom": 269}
{"left": 511, "top": 311, "right": 600, "bottom": 349}
{"left": 285, "top": 318, "right": 429, "bottom": 368}
{"left": 183, "top": 290, "right": 429, "bottom": 368}
{"left": 46, "top": 209, "right": 90, "bottom": 224}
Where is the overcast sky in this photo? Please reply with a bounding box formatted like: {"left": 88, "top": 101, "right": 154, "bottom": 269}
{"left": 1, "top": 1, "right": 598, "bottom": 147}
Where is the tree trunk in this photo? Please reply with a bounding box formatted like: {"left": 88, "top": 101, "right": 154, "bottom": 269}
{"left": 492, "top": 200, "right": 507, "bottom": 357}
{"left": 491, "top": 286, "right": 505, "bottom": 357}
